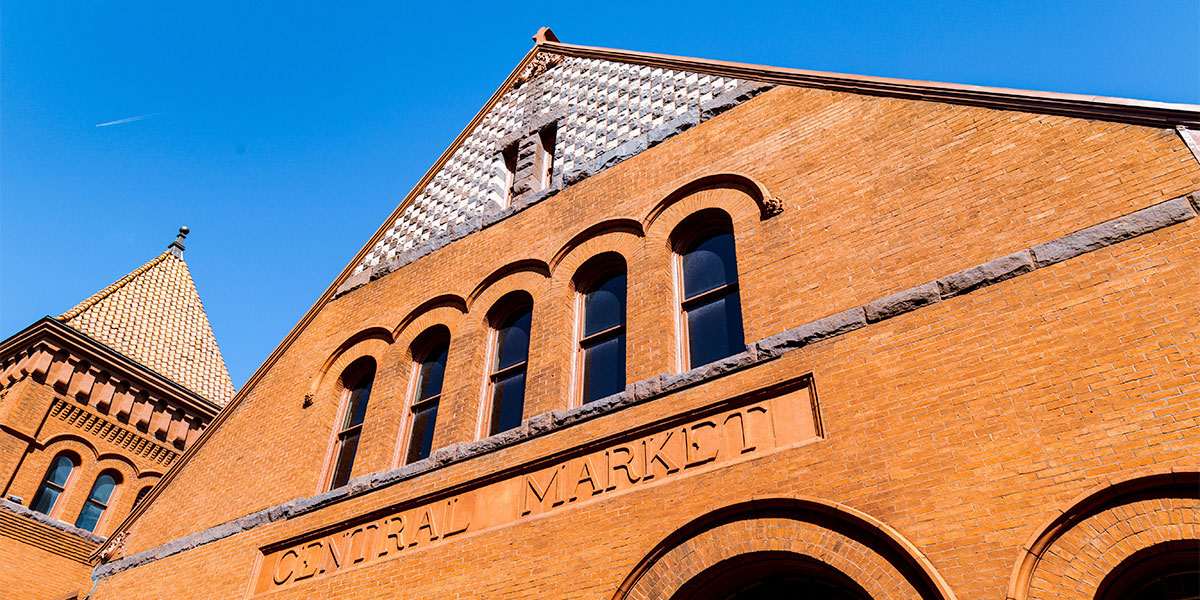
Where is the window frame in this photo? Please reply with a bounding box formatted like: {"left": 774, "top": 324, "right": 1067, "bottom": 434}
{"left": 327, "top": 359, "right": 376, "bottom": 490}
{"left": 74, "top": 470, "right": 121, "bottom": 533}
{"left": 672, "top": 211, "right": 746, "bottom": 372}
{"left": 479, "top": 293, "right": 534, "bottom": 438}
{"left": 536, "top": 123, "right": 557, "bottom": 190}
{"left": 572, "top": 253, "right": 628, "bottom": 407}
{"left": 499, "top": 143, "right": 519, "bottom": 209}
{"left": 30, "top": 452, "right": 79, "bottom": 518}
{"left": 402, "top": 327, "right": 451, "bottom": 465}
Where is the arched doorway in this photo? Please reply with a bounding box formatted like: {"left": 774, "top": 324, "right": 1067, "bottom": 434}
{"left": 671, "top": 551, "right": 873, "bottom": 600}
{"left": 612, "top": 497, "right": 956, "bottom": 600}
{"left": 1095, "top": 540, "right": 1200, "bottom": 600}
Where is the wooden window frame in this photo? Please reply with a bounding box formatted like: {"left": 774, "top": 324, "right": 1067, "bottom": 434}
{"left": 30, "top": 452, "right": 79, "bottom": 518}
{"left": 672, "top": 211, "right": 744, "bottom": 372}
{"left": 75, "top": 470, "right": 121, "bottom": 533}
{"left": 327, "top": 360, "right": 375, "bottom": 490}
{"left": 401, "top": 328, "right": 450, "bottom": 465}
{"left": 572, "top": 254, "right": 627, "bottom": 407}
{"left": 478, "top": 294, "right": 534, "bottom": 438}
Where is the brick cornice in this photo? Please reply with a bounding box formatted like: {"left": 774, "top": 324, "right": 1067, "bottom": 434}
{"left": 0, "top": 319, "right": 217, "bottom": 451}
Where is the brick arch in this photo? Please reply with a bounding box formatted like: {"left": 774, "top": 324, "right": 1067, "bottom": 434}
{"left": 1006, "top": 470, "right": 1200, "bottom": 600}
{"left": 94, "top": 452, "right": 143, "bottom": 478}
{"left": 38, "top": 433, "right": 100, "bottom": 461}
{"left": 642, "top": 173, "right": 782, "bottom": 234}
{"left": 392, "top": 295, "right": 468, "bottom": 357}
{"left": 306, "top": 328, "right": 393, "bottom": 401}
{"left": 468, "top": 267, "right": 550, "bottom": 317}
{"left": 548, "top": 218, "right": 645, "bottom": 275}
{"left": 466, "top": 259, "right": 551, "bottom": 310}
{"left": 614, "top": 497, "right": 956, "bottom": 600}
{"left": 645, "top": 188, "right": 762, "bottom": 250}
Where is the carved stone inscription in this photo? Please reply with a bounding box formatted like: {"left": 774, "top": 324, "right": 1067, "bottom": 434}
{"left": 257, "top": 495, "right": 472, "bottom": 591}
{"left": 255, "top": 383, "right": 818, "bottom": 594}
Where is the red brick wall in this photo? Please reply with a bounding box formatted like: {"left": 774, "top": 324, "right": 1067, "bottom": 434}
{"left": 91, "top": 85, "right": 1200, "bottom": 600}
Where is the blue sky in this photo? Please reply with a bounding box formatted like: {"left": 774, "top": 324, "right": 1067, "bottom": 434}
{"left": 2, "top": 1, "right": 1197, "bottom": 388}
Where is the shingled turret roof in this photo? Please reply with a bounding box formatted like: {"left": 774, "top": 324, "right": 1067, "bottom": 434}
{"left": 56, "top": 231, "right": 235, "bottom": 405}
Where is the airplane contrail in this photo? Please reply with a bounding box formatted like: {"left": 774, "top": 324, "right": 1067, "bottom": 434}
{"left": 96, "top": 113, "right": 159, "bottom": 127}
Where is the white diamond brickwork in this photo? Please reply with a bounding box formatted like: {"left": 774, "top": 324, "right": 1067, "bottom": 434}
{"left": 355, "top": 56, "right": 747, "bottom": 274}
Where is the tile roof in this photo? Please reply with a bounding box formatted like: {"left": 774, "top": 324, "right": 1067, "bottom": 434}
{"left": 57, "top": 251, "right": 235, "bottom": 405}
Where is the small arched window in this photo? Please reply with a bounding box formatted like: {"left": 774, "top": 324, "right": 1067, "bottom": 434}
{"left": 330, "top": 360, "right": 376, "bottom": 489}
{"left": 75, "top": 471, "right": 121, "bottom": 532}
{"left": 406, "top": 327, "right": 450, "bottom": 464}
{"left": 133, "top": 485, "right": 154, "bottom": 510}
{"left": 30, "top": 453, "right": 78, "bottom": 516}
{"left": 674, "top": 210, "right": 745, "bottom": 369}
{"left": 575, "top": 254, "right": 627, "bottom": 404}
{"left": 486, "top": 293, "right": 533, "bottom": 436}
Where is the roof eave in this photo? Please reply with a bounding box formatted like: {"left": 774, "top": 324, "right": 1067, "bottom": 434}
{"left": 541, "top": 40, "right": 1200, "bottom": 128}
{"left": 0, "top": 317, "right": 221, "bottom": 417}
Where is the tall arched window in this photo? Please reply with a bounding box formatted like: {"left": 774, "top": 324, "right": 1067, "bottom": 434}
{"left": 30, "top": 453, "right": 78, "bottom": 516}
{"left": 674, "top": 210, "right": 745, "bottom": 369}
{"left": 575, "top": 254, "right": 627, "bottom": 404}
{"left": 486, "top": 293, "right": 533, "bottom": 436}
{"left": 74, "top": 471, "right": 121, "bottom": 532}
{"left": 329, "top": 359, "right": 376, "bottom": 489}
{"left": 406, "top": 327, "right": 450, "bottom": 464}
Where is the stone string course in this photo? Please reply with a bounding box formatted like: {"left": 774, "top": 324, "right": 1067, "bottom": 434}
{"left": 2, "top": 498, "right": 106, "bottom": 545}
{"left": 95, "top": 192, "right": 1199, "bottom": 580}
{"left": 343, "top": 54, "right": 774, "bottom": 293}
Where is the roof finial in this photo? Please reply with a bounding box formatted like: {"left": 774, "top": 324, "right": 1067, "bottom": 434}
{"left": 533, "top": 27, "right": 559, "bottom": 45}
{"left": 169, "top": 226, "right": 189, "bottom": 257}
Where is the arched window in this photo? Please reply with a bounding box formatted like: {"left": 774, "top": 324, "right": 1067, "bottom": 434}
{"left": 405, "top": 327, "right": 450, "bottom": 464}
{"left": 329, "top": 359, "right": 376, "bottom": 489}
{"left": 133, "top": 485, "right": 153, "bottom": 510}
{"left": 74, "top": 471, "right": 121, "bottom": 532}
{"left": 486, "top": 293, "right": 533, "bottom": 436}
{"left": 30, "top": 453, "right": 78, "bottom": 516}
{"left": 674, "top": 210, "right": 745, "bottom": 369}
{"left": 575, "top": 254, "right": 627, "bottom": 404}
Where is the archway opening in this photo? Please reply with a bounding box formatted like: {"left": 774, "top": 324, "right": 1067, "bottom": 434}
{"left": 1095, "top": 539, "right": 1200, "bottom": 600}
{"left": 672, "top": 551, "right": 873, "bottom": 600}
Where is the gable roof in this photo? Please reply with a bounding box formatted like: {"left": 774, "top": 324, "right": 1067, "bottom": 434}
{"left": 57, "top": 248, "right": 235, "bottom": 405}
{"left": 350, "top": 30, "right": 1200, "bottom": 281}
{"left": 97, "top": 30, "right": 1200, "bottom": 552}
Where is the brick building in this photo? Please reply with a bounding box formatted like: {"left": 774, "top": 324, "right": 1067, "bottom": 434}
{"left": 0, "top": 230, "right": 232, "bottom": 599}
{"left": 82, "top": 30, "right": 1200, "bottom": 600}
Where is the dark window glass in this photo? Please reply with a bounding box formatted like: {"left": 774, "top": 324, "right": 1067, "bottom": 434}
{"left": 682, "top": 231, "right": 738, "bottom": 297}
{"left": 407, "top": 338, "right": 448, "bottom": 464}
{"left": 686, "top": 291, "right": 744, "bottom": 367}
{"left": 488, "top": 301, "right": 532, "bottom": 435}
{"left": 74, "top": 473, "right": 118, "bottom": 532}
{"left": 31, "top": 454, "right": 76, "bottom": 515}
{"left": 330, "top": 365, "right": 374, "bottom": 488}
{"left": 415, "top": 343, "right": 448, "bottom": 401}
{"left": 583, "top": 334, "right": 625, "bottom": 402}
{"left": 580, "top": 270, "right": 626, "bottom": 403}
{"left": 490, "top": 370, "right": 526, "bottom": 434}
{"left": 681, "top": 226, "right": 744, "bottom": 368}
{"left": 583, "top": 273, "right": 625, "bottom": 336}
{"left": 495, "top": 309, "right": 532, "bottom": 371}
{"left": 406, "top": 403, "right": 439, "bottom": 464}
{"left": 133, "top": 486, "right": 153, "bottom": 509}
